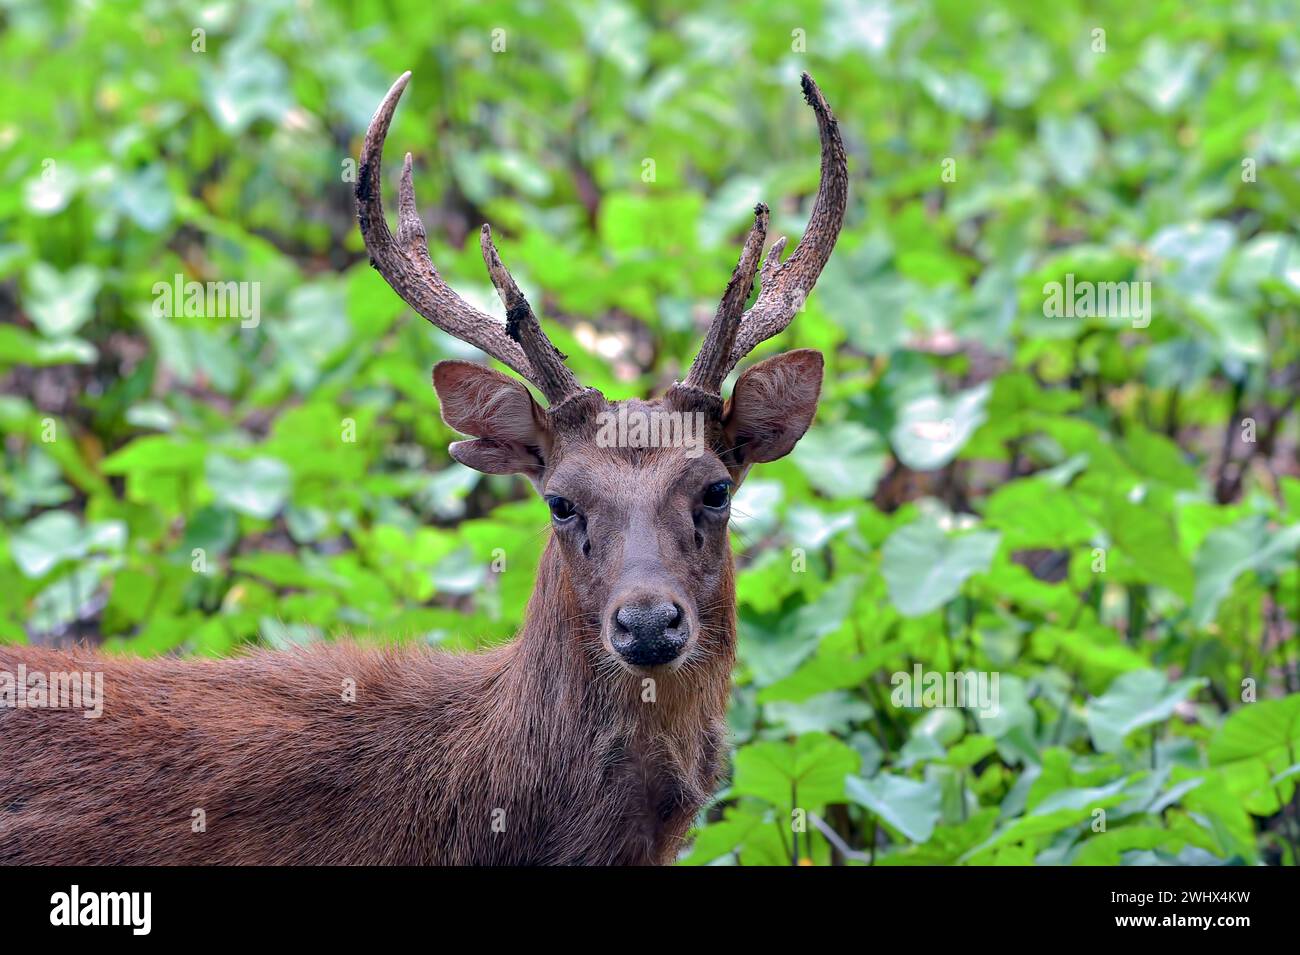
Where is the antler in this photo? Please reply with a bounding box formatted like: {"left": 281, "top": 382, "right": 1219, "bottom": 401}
{"left": 685, "top": 72, "right": 848, "bottom": 394}
{"left": 682, "top": 204, "right": 768, "bottom": 393}
{"left": 356, "top": 72, "right": 584, "bottom": 406}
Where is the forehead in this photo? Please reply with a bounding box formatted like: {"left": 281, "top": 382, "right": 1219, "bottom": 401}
{"left": 546, "top": 399, "right": 726, "bottom": 500}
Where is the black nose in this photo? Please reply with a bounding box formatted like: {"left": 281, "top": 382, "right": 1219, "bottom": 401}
{"left": 611, "top": 601, "right": 687, "bottom": 666}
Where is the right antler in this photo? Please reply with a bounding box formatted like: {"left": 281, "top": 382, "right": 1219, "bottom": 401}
{"left": 357, "top": 72, "right": 584, "bottom": 407}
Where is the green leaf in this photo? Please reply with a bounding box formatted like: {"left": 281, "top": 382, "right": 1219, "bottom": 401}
{"left": 1128, "top": 39, "right": 1205, "bottom": 114}
{"left": 102, "top": 436, "right": 209, "bottom": 475}
{"left": 24, "top": 262, "right": 101, "bottom": 337}
{"left": 205, "top": 454, "right": 291, "bottom": 520}
{"left": 0, "top": 325, "right": 96, "bottom": 366}
{"left": 1091, "top": 494, "right": 1195, "bottom": 599}
{"left": 881, "top": 517, "right": 1000, "bottom": 616}
{"left": 764, "top": 691, "right": 873, "bottom": 735}
{"left": 731, "top": 731, "right": 860, "bottom": 810}
{"left": 182, "top": 506, "right": 239, "bottom": 559}
{"left": 963, "top": 778, "right": 1131, "bottom": 862}
{"left": 679, "top": 805, "right": 770, "bottom": 866}
{"left": 1191, "top": 516, "right": 1300, "bottom": 626}
{"left": 114, "top": 163, "right": 174, "bottom": 232}
{"left": 230, "top": 553, "right": 345, "bottom": 591}
{"left": 944, "top": 734, "right": 997, "bottom": 769}
{"left": 983, "top": 478, "right": 1094, "bottom": 549}
{"left": 1032, "top": 624, "right": 1149, "bottom": 688}
{"left": 1181, "top": 772, "right": 1259, "bottom": 862}
{"left": 1148, "top": 221, "right": 1235, "bottom": 294}
{"left": 736, "top": 549, "right": 816, "bottom": 615}
{"left": 792, "top": 421, "right": 887, "bottom": 497}
{"left": 599, "top": 191, "right": 701, "bottom": 258}
{"left": 756, "top": 639, "right": 888, "bottom": 704}
{"left": 29, "top": 560, "right": 115, "bottom": 632}
{"left": 10, "top": 511, "right": 126, "bottom": 578}
{"left": 739, "top": 575, "right": 858, "bottom": 686}
{"left": 1209, "top": 695, "right": 1300, "bottom": 770}
{"left": 1039, "top": 115, "right": 1101, "bottom": 188}
{"left": 890, "top": 383, "right": 990, "bottom": 472}
{"left": 878, "top": 809, "right": 999, "bottom": 865}
{"left": 1072, "top": 826, "right": 1173, "bottom": 865}
{"left": 204, "top": 47, "right": 292, "bottom": 134}
{"left": 845, "top": 772, "right": 943, "bottom": 844}
{"left": 1085, "top": 670, "right": 1207, "bottom": 753}
{"left": 915, "top": 66, "right": 989, "bottom": 120}
{"left": 1119, "top": 428, "right": 1199, "bottom": 490}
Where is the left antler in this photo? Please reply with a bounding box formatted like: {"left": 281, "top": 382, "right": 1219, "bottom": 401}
{"left": 681, "top": 72, "right": 848, "bottom": 395}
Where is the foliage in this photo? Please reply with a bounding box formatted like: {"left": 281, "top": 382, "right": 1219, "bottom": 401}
{"left": 2, "top": 0, "right": 1299, "bottom": 865}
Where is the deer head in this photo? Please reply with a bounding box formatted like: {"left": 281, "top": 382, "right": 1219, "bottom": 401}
{"left": 357, "top": 71, "right": 847, "bottom": 674}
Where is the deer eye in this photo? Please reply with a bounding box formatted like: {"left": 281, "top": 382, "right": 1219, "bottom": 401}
{"left": 546, "top": 496, "right": 578, "bottom": 522}
{"left": 702, "top": 481, "right": 731, "bottom": 510}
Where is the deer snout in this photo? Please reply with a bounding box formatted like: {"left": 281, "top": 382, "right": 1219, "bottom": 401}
{"left": 610, "top": 599, "right": 689, "bottom": 667}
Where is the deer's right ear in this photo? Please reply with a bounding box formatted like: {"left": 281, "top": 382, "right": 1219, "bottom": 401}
{"left": 433, "top": 361, "right": 552, "bottom": 483}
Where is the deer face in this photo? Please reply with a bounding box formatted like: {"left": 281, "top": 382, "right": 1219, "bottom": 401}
{"left": 433, "top": 351, "right": 823, "bottom": 671}
{"left": 358, "top": 69, "right": 846, "bottom": 671}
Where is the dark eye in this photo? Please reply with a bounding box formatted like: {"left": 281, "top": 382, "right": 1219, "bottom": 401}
{"left": 547, "top": 496, "right": 578, "bottom": 522}
{"left": 702, "top": 481, "right": 731, "bottom": 509}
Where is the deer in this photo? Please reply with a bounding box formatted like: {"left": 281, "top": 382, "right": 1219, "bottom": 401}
{"left": 0, "top": 71, "right": 847, "bottom": 865}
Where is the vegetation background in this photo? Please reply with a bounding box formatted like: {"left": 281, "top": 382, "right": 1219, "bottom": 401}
{"left": 2, "top": 0, "right": 1299, "bottom": 865}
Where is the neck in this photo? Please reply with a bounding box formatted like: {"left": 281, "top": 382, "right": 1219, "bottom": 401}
{"left": 473, "top": 537, "right": 736, "bottom": 863}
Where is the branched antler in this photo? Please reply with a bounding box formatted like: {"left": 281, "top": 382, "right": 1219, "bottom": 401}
{"left": 479, "top": 225, "right": 583, "bottom": 404}
{"left": 359, "top": 71, "right": 843, "bottom": 409}
{"left": 682, "top": 203, "right": 768, "bottom": 393}
{"left": 685, "top": 72, "right": 848, "bottom": 394}
{"left": 357, "top": 72, "right": 584, "bottom": 406}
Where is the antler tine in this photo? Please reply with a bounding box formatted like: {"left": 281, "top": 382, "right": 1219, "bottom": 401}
{"left": 722, "top": 72, "right": 848, "bottom": 376}
{"left": 682, "top": 203, "right": 769, "bottom": 394}
{"left": 760, "top": 235, "right": 787, "bottom": 290}
{"left": 479, "top": 225, "right": 584, "bottom": 405}
{"left": 357, "top": 72, "right": 550, "bottom": 393}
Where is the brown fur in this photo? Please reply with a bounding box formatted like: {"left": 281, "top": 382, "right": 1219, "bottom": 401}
{"left": 0, "top": 352, "right": 822, "bottom": 866}
{"left": 0, "top": 537, "right": 734, "bottom": 865}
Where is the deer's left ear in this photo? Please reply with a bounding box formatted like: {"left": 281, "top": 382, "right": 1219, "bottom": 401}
{"left": 721, "top": 349, "right": 823, "bottom": 473}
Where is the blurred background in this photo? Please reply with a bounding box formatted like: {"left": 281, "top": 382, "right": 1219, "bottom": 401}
{"left": 2, "top": 0, "right": 1299, "bottom": 865}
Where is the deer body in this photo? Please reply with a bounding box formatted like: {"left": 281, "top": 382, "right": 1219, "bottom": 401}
{"left": 0, "top": 536, "right": 733, "bottom": 864}
{"left": 0, "top": 71, "right": 845, "bottom": 865}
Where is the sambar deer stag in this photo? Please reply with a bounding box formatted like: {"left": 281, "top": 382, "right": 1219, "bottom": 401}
{"left": 0, "top": 71, "right": 847, "bottom": 865}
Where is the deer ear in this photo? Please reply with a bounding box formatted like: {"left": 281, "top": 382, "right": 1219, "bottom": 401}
{"left": 433, "top": 360, "right": 551, "bottom": 481}
{"left": 722, "top": 350, "right": 823, "bottom": 472}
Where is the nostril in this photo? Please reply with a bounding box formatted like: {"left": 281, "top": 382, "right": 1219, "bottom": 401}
{"left": 644, "top": 601, "right": 679, "bottom": 635}
{"left": 614, "top": 607, "right": 634, "bottom": 634}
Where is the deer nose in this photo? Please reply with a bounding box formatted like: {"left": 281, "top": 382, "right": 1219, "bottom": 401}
{"left": 611, "top": 601, "right": 687, "bottom": 667}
